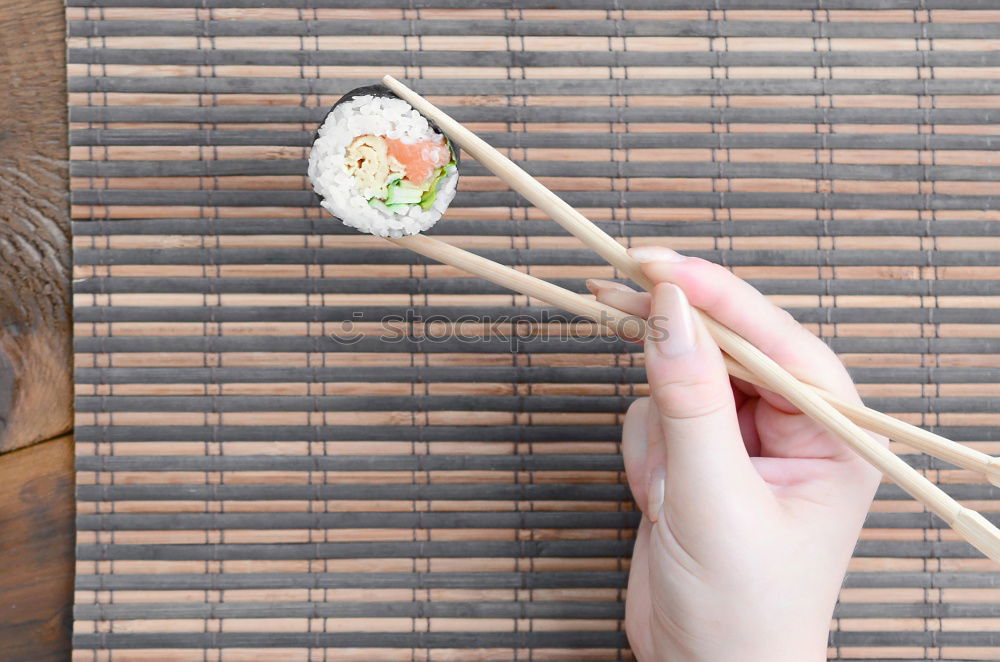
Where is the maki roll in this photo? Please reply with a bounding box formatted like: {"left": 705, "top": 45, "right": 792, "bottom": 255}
{"left": 308, "top": 84, "right": 459, "bottom": 238}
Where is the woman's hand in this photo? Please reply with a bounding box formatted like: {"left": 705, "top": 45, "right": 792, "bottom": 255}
{"left": 587, "top": 246, "right": 884, "bottom": 662}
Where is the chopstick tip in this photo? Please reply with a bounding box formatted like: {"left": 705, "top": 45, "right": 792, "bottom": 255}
{"left": 986, "top": 458, "right": 1000, "bottom": 489}
{"left": 952, "top": 507, "right": 1000, "bottom": 565}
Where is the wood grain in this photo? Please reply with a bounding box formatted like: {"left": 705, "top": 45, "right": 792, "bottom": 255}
{"left": 0, "top": 434, "right": 75, "bottom": 661}
{"left": 0, "top": 0, "right": 72, "bottom": 452}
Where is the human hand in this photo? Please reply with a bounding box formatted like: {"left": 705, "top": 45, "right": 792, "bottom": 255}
{"left": 586, "top": 246, "right": 884, "bottom": 662}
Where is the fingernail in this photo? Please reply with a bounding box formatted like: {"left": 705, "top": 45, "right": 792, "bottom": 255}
{"left": 647, "top": 466, "right": 665, "bottom": 523}
{"left": 629, "top": 246, "right": 686, "bottom": 264}
{"left": 586, "top": 278, "right": 629, "bottom": 295}
{"left": 649, "top": 283, "right": 696, "bottom": 357}
{"left": 596, "top": 287, "right": 647, "bottom": 314}
{"left": 621, "top": 403, "right": 648, "bottom": 474}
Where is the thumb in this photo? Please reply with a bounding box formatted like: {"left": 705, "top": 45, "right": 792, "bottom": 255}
{"left": 644, "top": 283, "right": 759, "bottom": 512}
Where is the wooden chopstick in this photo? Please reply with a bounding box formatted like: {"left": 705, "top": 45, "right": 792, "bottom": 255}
{"left": 389, "top": 234, "right": 644, "bottom": 341}
{"left": 381, "top": 75, "right": 1000, "bottom": 563}
{"left": 398, "top": 233, "right": 1000, "bottom": 487}
{"left": 722, "top": 359, "right": 1000, "bottom": 487}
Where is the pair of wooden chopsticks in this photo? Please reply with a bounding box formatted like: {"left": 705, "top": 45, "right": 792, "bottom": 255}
{"left": 380, "top": 75, "right": 1000, "bottom": 563}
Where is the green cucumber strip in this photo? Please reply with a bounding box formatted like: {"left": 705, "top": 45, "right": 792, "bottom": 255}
{"left": 371, "top": 196, "right": 409, "bottom": 217}
{"left": 385, "top": 179, "right": 423, "bottom": 205}
{"left": 368, "top": 199, "right": 390, "bottom": 213}
{"left": 418, "top": 164, "right": 452, "bottom": 210}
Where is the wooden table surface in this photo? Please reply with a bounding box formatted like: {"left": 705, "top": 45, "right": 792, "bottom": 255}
{"left": 0, "top": 0, "right": 75, "bottom": 658}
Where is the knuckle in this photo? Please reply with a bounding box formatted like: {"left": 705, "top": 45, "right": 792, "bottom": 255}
{"left": 759, "top": 310, "right": 811, "bottom": 358}
{"left": 763, "top": 314, "right": 852, "bottom": 382}
{"left": 774, "top": 306, "right": 798, "bottom": 329}
{"left": 651, "top": 376, "right": 733, "bottom": 421}
{"left": 686, "top": 255, "right": 715, "bottom": 273}
{"left": 692, "top": 257, "right": 734, "bottom": 285}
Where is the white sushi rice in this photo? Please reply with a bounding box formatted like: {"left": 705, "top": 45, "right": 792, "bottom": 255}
{"left": 308, "top": 94, "right": 458, "bottom": 238}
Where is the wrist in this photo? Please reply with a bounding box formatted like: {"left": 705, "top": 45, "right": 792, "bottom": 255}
{"left": 652, "top": 625, "right": 828, "bottom": 662}
{"left": 658, "top": 644, "right": 826, "bottom": 662}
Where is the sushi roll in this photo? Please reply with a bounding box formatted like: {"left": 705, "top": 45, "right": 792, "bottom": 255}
{"left": 308, "top": 84, "right": 459, "bottom": 238}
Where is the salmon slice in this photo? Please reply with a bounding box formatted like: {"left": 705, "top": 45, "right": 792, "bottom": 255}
{"left": 385, "top": 137, "right": 451, "bottom": 187}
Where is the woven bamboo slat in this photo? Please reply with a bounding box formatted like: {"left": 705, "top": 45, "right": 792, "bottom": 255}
{"left": 70, "top": 3, "right": 1000, "bottom": 660}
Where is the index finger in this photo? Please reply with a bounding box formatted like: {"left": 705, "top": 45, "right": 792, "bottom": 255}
{"left": 628, "top": 246, "right": 860, "bottom": 406}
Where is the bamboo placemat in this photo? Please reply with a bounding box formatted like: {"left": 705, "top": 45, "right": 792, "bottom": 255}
{"left": 69, "top": 2, "right": 1000, "bottom": 660}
